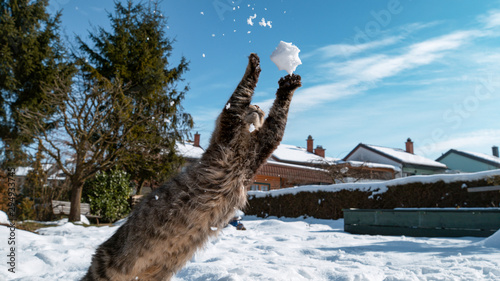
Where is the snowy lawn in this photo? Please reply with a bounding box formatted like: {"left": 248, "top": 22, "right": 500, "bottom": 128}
{"left": 1, "top": 215, "right": 499, "bottom": 281}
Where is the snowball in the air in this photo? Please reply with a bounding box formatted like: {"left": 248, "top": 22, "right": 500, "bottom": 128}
{"left": 270, "top": 41, "right": 301, "bottom": 75}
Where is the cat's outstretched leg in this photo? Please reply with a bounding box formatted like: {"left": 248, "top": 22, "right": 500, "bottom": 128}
{"left": 251, "top": 74, "right": 302, "bottom": 169}
{"left": 209, "top": 53, "right": 261, "bottom": 146}
{"left": 226, "top": 53, "right": 261, "bottom": 109}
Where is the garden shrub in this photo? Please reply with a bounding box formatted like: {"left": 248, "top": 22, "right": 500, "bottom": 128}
{"left": 83, "top": 169, "right": 133, "bottom": 223}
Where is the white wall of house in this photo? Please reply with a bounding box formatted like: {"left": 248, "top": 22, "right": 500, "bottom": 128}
{"left": 345, "top": 147, "right": 402, "bottom": 176}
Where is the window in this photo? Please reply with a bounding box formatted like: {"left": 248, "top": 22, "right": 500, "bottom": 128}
{"left": 251, "top": 182, "right": 270, "bottom": 191}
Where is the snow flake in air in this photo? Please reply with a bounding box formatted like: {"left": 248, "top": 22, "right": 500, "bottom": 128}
{"left": 247, "top": 14, "right": 257, "bottom": 26}
{"left": 249, "top": 123, "right": 256, "bottom": 133}
{"left": 259, "top": 18, "right": 272, "bottom": 28}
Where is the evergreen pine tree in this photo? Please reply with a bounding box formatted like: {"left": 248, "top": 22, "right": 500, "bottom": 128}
{"left": 77, "top": 1, "right": 193, "bottom": 194}
{"left": 21, "top": 142, "right": 48, "bottom": 220}
{"left": 0, "top": 0, "right": 73, "bottom": 168}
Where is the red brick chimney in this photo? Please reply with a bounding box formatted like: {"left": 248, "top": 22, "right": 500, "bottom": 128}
{"left": 405, "top": 138, "right": 414, "bottom": 154}
{"left": 314, "top": 145, "right": 325, "bottom": 158}
{"left": 306, "top": 135, "right": 314, "bottom": 153}
{"left": 194, "top": 132, "right": 201, "bottom": 147}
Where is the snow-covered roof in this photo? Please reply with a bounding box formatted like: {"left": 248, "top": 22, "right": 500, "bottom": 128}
{"left": 366, "top": 144, "right": 447, "bottom": 168}
{"left": 272, "top": 144, "right": 336, "bottom": 164}
{"left": 15, "top": 164, "right": 55, "bottom": 177}
{"left": 176, "top": 142, "right": 204, "bottom": 159}
{"left": 344, "top": 160, "right": 402, "bottom": 172}
{"left": 439, "top": 149, "right": 500, "bottom": 167}
{"left": 266, "top": 159, "right": 328, "bottom": 172}
{"left": 15, "top": 167, "right": 32, "bottom": 177}
{"left": 15, "top": 164, "right": 66, "bottom": 180}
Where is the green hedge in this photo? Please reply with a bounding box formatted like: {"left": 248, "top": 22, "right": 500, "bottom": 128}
{"left": 83, "top": 169, "right": 133, "bottom": 223}
{"left": 245, "top": 177, "right": 500, "bottom": 220}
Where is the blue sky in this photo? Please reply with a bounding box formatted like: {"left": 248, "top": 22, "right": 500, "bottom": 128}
{"left": 49, "top": 0, "right": 500, "bottom": 160}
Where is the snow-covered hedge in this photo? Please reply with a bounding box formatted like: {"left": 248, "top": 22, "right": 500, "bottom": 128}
{"left": 246, "top": 170, "right": 500, "bottom": 219}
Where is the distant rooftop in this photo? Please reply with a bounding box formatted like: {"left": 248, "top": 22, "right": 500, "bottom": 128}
{"left": 272, "top": 144, "right": 338, "bottom": 164}
{"left": 438, "top": 149, "right": 500, "bottom": 167}
{"left": 366, "top": 144, "right": 447, "bottom": 168}
{"left": 176, "top": 142, "right": 204, "bottom": 159}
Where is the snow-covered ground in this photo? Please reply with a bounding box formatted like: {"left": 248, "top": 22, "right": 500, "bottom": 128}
{"left": 1, "top": 213, "right": 499, "bottom": 281}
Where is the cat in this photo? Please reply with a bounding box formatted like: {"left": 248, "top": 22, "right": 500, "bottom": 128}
{"left": 82, "top": 53, "right": 301, "bottom": 281}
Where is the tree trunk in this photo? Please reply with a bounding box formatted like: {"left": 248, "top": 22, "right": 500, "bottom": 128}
{"left": 69, "top": 180, "right": 84, "bottom": 222}
{"left": 136, "top": 178, "right": 145, "bottom": 195}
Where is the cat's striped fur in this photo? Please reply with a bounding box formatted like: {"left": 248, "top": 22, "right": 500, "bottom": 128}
{"left": 82, "top": 53, "right": 301, "bottom": 281}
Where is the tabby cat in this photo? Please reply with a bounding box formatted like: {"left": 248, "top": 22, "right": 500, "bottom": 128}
{"left": 82, "top": 53, "right": 301, "bottom": 280}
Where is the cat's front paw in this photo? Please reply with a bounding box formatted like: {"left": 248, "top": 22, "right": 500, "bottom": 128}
{"left": 278, "top": 74, "right": 302, "bottom": 91}
{"left": 248, "top": 53, "right": 261, "bottom": 78}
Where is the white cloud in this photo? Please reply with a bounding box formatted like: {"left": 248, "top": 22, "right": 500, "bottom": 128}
{"left": 417, "top": 129, "right": 500, "bottom": 157}
{"left": 310, "top": 36, "right": 400, "bottom": 58}
{"left": 302, "top": 22, "right": 441, "bottom": 60}
{"left": 313, "top": 29, "right": 483, "bottom": 90}
{"left": 479, "top": 10, "right": 500, "bottom": 28}
{"left": 283, "top": 23, "right": 493, "bottom": 115}
{"left": 255, "top": 80, "right": 364, "bottom": 114}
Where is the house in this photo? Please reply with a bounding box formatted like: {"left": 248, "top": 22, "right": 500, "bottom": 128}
{"left": 14, "top": 164, "right": 66, "bottom": 193}
{"left": 436, "top": 146, "right": 500, "bottom": 173}
{"left": 343, "top": 138, "right": 447, "bottom": 177}
{"left": 176, "top": 134, "right": 404, "bottom": 191}
{"left": 256, "top": 136, "right": 337, "bottom": 190}
{"left": 258, "top": 135, "right": 400, "bottom": 189}
{"left": 176, "top": 132, "right": 204, "bottom": 165}
{"left": 270, "top": 136, "right": 332, "bottom": 165}
{"left": 178, "top": 134, "right": 335, "bottom": 190}
{"left": 333, "top": 160, "right": 400, "bottom": 181}
{"left": 252, "top": 160, "right": 332, "bottom": 190}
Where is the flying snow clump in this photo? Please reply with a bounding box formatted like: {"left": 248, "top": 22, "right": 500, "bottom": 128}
{"left": 259, "top": 18, "right": 272, "bottom": 28}
{"left": 247, "top": 14, "right": 257, "bottom": 26}
{"left": 270, "top": 41, "right": 302, "bottom": 75}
